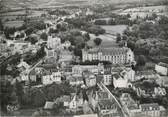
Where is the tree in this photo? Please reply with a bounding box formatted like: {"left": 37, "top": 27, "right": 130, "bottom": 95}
{"left": 83, "top": 33, "right": 90, "bottom": 42}
{"left": 149, "top": 47, "right": 159, "bottom": 56}
{"left": 137, "top": 55, "right": 146, "bottom": 66}
{"left": 25, "top": 27, "right": 34, "bottom": 36}
{"left": 15, "top": 80, "right": 24, "bottom": 104}
{"left": 85, "top": 25, "right": 105, "bottom": 35}
{"left": 74, "top": 36, "right": 85, "bottom": 46}
{"left": 25, "top": 36, "right": 38, "bottom": 45}
{"left": 116, "top": 33, "right": 121, "bottom": 43}
{"left": 32, "top": 109, "right": 50, "bottom": 116}
{"left": 4, "top": 27, "right": 16, "bottom": 39}
{"left": 0, "top": 80, "right": 16, "bottom": 112}
{"left": 94, "top": 19, "right": 107, "bottom": 25}
{"left": 127, "top": 13, "right": 131, "bottom": 18}
{"left": 49, "top": 28, "right": 58, "bottom": 34}
{"left": 53, "top": 102, "right": 63, "bottom": 114}
{"left": 122, "top": 35, "right": 128, "bottom": 41}
{"left": 74, "top": 47, "right": 82, "bottom": 58}
{"left": 0, "top": 19, "right": 3, "bottom": 31}
{"left": 94, "top": 38, "right": 102, "bottom": 46}
{"left": 127, "top": 40, "right": 135, "bottom": 51}
{"left": 31, "top": 89, "right": 46, "bottom": 107}
{"left": 40, "top": 32, "right": 48, "bottom": 41}
{"left": 152, "top": 13, "right": 157, "bottom": 19}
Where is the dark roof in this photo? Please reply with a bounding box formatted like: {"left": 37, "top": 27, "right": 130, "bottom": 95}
{"left": 113, "top": 74, "right": 122, "bottom": 79}
{"left": 98, "top": 99, "right": 115, "bottom": 109}
{"left": 86, "top": 47, "right": 130, "bottom": 55}
{"left": 158, "top": 62, "right": 168, "bottom": 68}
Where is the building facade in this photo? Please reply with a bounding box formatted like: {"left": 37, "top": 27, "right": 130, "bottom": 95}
{"left": 42, "top": 71, "right": 62, "bottom": 85}
{"left": 82, "top": 47, "right": 134, "bottom": 64}
{"left": 140, "top": 103, "right": 166, "bottom": 117}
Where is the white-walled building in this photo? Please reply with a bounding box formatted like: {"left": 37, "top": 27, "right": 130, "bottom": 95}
{"left": 17, "top": 59, "right": 30, "bottom": 72}
{"left": 61, "top": 41, "right": 71, "bottom": 49}
{"left": 113, "top": 74, "right": 129, "bottom": 88}
{"left": 103, "top": 73, "right": 112, "bottom": 86}
{"left": 68, "top": 75, "right": 84, "bottom": 86}
{"left": 121, "top": 68, "right": 135, "bottom": 82}
{"left": 155, "top": 62, "right": 168, "bottom": 76}
{"left": 42, "top": 71, "right": 62, "bottom": 85}
{"left": 140, "top": 103, "right": 166, "bottom": 117}
{"left": 47, "top": 36, "right": 61, "bottom": 49}
{"left": 82, "top": 47, "right": 134, "bottom": 64}
{"left": 72, "top": 65, "right": 103, "bottom": 76}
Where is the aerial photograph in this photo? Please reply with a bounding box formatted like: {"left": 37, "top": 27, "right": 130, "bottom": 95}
{"left": 0, "top": 0, "right": 168, "bottom": 117}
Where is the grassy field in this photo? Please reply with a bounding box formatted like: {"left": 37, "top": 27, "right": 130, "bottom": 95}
{"left": 87, "top": 33, "right": 118, "bottom": 48}
{"left": 87, "top": 25, "right": 127, "bottom": 47}
{"left": 100, "top": 25, "right": 127, "bottom": 35}
{"left": 118, "top": 5, "right": 168, "bottom": 19}
{"left": 2, "top": 0, "right": 164, "bottom": 10}
{"left": 2, "top": 0, "right": 89, "bottom": 9}
{"left": 3, "top": 20, "right": 24, "bottom": 28}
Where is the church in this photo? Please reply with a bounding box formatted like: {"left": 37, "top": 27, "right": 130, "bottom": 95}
{"left": 82, "top": 47, "right": 134, "bottom": 64}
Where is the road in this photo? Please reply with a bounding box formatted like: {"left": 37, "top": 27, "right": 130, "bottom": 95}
{"left": 97, "top": 82, "right": 129, "bottom": 117}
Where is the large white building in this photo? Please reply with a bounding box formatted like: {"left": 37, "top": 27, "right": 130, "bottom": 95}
{"left": 82, "top": 47, "right": 134, "bottom": 64}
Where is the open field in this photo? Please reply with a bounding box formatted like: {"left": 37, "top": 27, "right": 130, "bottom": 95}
{"left": 87, "top": 33, "right": 118, "bottom": 48}
{"left": 1, "top": 0, "right": 89, "bottom": 9}
{"left": 115, "top": 5, "right": 168, "bottom": 19}
{"left": 1, "top": 0, "right": 164, "bottom": 10}
{"left": 100, "top": 25, "right": 127, "bottom": 35}
{"left": 3, "top": 20, "right": 24, "bottom": 28}
{"left": 87, "top": 24, "right": 127, "bottom": 47}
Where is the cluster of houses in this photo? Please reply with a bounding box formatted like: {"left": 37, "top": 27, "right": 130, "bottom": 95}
{"left": 2, "top": 6, "right": 168, "bottom": 116}
{"left": 119, "top": 93, "right": 167, "bottom": 117}
{"left": 18, "top": 61, "right": 136, "bottom": 89}
{"left": 13, "top": 45, "right": 168, "bottom": 116}
{"left": 88, "top": 90, "right": 120, "bottom": 117}
{"left": 44, "top": 92, "right": 84, "bottom": 112}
